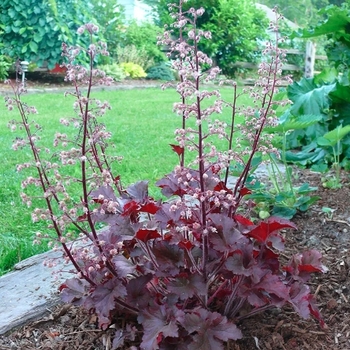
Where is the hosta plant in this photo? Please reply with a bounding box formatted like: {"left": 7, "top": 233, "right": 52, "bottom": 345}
{"left": 5, "top": 3, "right": 327, "bottom": 349}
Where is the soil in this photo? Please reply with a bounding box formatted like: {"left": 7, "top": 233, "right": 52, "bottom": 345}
{"left": 0, "top": 77, "right": 349, "bottom": 349}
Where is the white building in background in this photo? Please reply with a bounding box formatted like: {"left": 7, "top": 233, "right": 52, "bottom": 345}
{"left": 118, "top": 0, "right": 154, "bottom": 22}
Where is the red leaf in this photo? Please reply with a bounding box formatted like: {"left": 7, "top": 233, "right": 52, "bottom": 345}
{"left": 239, "top": 187, "right": 251, "bottom": 196}
{"left": 299, "top": 250, "right": 328, "bottom": 273}
{"left": 211, "top": 164, "right": 221, "bottom": 174}
{"left": 213, "top": 181, "right": 233, "bottom": 194}
{"left": 122, "top": 200, "right": 139, "bottom": 216}
{"left": 247, "top": 217, "right": 296, "bottom": 243}
{"left": 135, "top": 229, "right": 161, "bottom": 242}
{"left": 59, "top": 283, "right": 67, "bottom": 292}
{"left": 178, "top": 240, "right": 194, "bottom": 250}
{"left": 92, "top": 198, "right": 104, "bottom": 204}
{"left": 170, "top": 144, "right": 184, "bottom": 156}
{"left": 140, "top": 202, "right": 160, "bottom": 215}
{"left": 234, "top": 214, "right": 254, "bottom": 226}
{"left": 77, "top": 213, "right": 87, "bottom": 222}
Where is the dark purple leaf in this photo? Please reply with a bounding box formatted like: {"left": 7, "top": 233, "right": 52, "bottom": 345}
{"left": 112, "top": 254, "right": 137, "bottom": 278}
{"left": 284, "top": 249, "right": 328, "bottom": 281}
{"left": 289, "top": 282, "right": 311, "bottom": 319}
{"left": 298, "top": 250, "right": 328, "bottom": 273}
{"left": 60, "top": 277, "right": 89, "bottom": 304}
{"left": 127, "top": 181, "right": 149, "bottom": 200}
{"left": 167, "top": 272, "right": 206, "bottom": 299}
{"left": 112, "top": 325, "right": 137, "bottom": 349}
{"left": 183, "top": 308, "right": 242, "bottom": 350}
{"left": 208, "top": 214, "right": 248, "bottom": 253}
{"left": 138, "top": 305, "right": 184, "bottom": 349}
{"left": 91, "top": 278, "right": 127, "bottom": 329}
{"left": 90, "top": 184, "right": 117, "bottom": 202}
{"left": 122, "top": 200, "right": 139, "bottom": 217}
{"left": 156, "top": 172, "right": 188, "bottom": 198}
{"left": 238, "top": 271, "right": 290, "bottom": 308}
{"left": 152, "top": 240, "right": 185, "bottom": 277}
{"left": 224, "top": 249, "right": 252, "bottom": 276}
{"left": 155, "top": 202, "right": 183, "bottom": 229}
{"left": 126, "top": 274, "right": 153, "bottom": 309}
{"left": 289, "top": 281, "right": 325, "bottom": 327}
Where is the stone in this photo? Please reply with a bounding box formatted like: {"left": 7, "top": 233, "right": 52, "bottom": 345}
{"left": 0, "top": 249, "right": 72, "bottom": 335}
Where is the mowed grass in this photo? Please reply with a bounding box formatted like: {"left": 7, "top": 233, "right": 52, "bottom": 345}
{"left": 0, "top": 86, "right": 249, "bottom": 274}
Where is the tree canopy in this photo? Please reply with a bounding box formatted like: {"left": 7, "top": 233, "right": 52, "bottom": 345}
{"left": 144, "top": 0, "right": 269, "bottom": 77}
{"left": 258, "top": 0, "right": 346, "bottom": 27}
{"left": 0, "top": 0, "right": 125, "bottom": 68}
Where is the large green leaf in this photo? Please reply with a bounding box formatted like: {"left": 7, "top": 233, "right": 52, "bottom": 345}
{"left": 29, "top": 40, "right": 38, "bottom": 53}
{"left": 314, "top": 67, "right": 338, "bottom": 85}
{"left": 287, "top": 78, "right": 336, "bottom": 116}
{"left": 317, "top": 125, "right": 350, "bottom": 147}
{"left": 290, "top": 6, "right": 350, "bottom": 39}
{"left": 329, "top": 83, "right": 350, "bottom": 104}
{"left": 265, "top": 113, "right": 323, "bottom": 133}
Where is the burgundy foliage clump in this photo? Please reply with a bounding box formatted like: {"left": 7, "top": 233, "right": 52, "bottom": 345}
{"left": 5, "top": 2, "right": 327, "bottom": 349}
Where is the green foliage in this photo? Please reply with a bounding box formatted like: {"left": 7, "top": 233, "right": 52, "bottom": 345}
{"left": 88, "top": 0, "right": 125, "bottom": 59}
{"left": 116, "top": 45, "right": 155, "bottom": 71}
{"left": 247, "top": 175, "right": 319, "bottom": 219}
{"left": 202, "top": 0, "right": 268, "bottom": 77}
{"left": 284, "top": 4, "right": 350, "bottom": 170}
{"left": 146, "top": 62, "right": 175, "bottom": 81}
{"left": 259, "top": 0, "right": 330, "bottom": 27}
{"left": 120, "top": 62, "right": 147, "bottom": 78}
{"left": 98, "top": 63, "right": 126, "bottom": 81}
{"left": 118, "top": 20, "right": 166, "bottom": 64}
{"left": 0, "top": 0, "right": 95, "bottom": 68}
{"left": 148, "top": 0, "right": 268, "bottom": 77}
{"left": 0, "top": 55, "right": 12, "bottom": 81}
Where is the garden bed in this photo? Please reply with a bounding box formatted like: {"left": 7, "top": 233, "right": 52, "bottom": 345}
{"left": 0, "top": 168, "right": 349, "bottom": 349}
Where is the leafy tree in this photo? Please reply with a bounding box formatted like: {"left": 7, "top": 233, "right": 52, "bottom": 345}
{"left": 87, "top": 0, "right": 125, "bottom": 60}
{"left": 118, "top": 20, "right": 166, "bottom": 63}
{"left": 143, "top": 0, "right": 268, "bottom": 77}
{"left": 0, "top": 0, "right": 95, "bottom": 68}
{"left": 258, "top": 0, "right": 330, "bottom": 26}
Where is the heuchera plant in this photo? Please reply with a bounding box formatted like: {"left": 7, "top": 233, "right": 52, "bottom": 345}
{"left": 5, "top": 2, "right": 327, "bottom": 349}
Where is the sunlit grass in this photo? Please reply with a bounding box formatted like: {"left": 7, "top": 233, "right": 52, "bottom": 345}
{"left": 0, "top": 85, "right": 250, "bottom": 274}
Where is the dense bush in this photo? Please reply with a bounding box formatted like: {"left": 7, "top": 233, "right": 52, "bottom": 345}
{"left": 146, "top": 62, "right": 175, "bottom": 81}
{"left": 148, "top": 0, "right": 268, "bottom": 77}
{"left": 5, "top": 5, "right": 326, "bottom": 349}
{"left": 98, "top": 63, "right": 126, "bottom": 81}
{"left": 120, "top": 62, "right": 147, "bottom": 79}
{"left": 116, "top": 45, "right": 155, "bottom": 71}
{"left": 119, "top": 20, "right": 166, "bottom": 64}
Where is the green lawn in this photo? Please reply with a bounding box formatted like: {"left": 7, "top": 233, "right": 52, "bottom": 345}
{"left": 0, "top": 86, "right": 249, "bottom": 274}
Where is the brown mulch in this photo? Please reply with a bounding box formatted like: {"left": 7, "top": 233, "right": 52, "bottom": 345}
{"left": 0, "top": 77, "right": 349, "bottom": 349}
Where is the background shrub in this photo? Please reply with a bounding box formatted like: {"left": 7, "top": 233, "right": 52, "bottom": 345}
{"left": 0, "top": 55, "right": 12, "bottom": 81}
{"left": 116, "top": 45, "right": 154, "bottom": 71}
{"left": 119, "top": 20, "right": 166, "bottom": 64}
{"left": 120, "top": 62, "right": 147, "bottom": 78}
{"left": 146, "top": 62, "right": 175, "bottom": 81}
{"left": 98, "top": 63, "right": 126, "bottom": 81}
